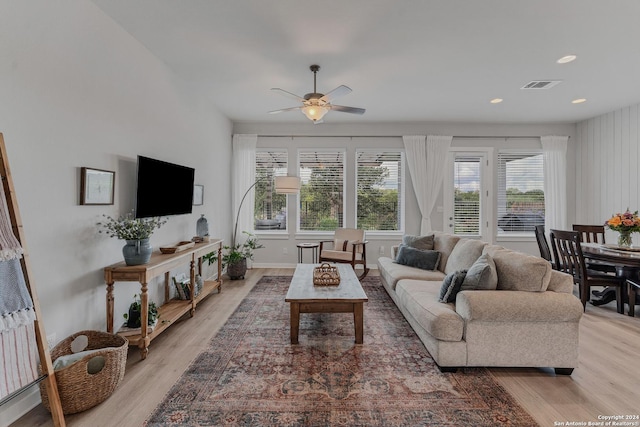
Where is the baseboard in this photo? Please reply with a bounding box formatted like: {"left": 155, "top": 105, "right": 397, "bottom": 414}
{"left": 0, "top": 384, "right": 41, "bottom": 427}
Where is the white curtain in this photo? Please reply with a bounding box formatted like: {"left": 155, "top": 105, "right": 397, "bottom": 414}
{"left": 231, "top": 134, "right": 257, "bottom": 246}
{"left": 541, "top": 135, "right": 568, "bottom": 233}
{"left": 403, "top": 135, "right": 453, "bottom": 233}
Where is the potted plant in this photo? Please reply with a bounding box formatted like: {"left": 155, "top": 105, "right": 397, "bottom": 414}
{"left": 203, "top": 231, "right": 263, "bottom": 280}
{"left": 98, "top": 211, "right": 167, "bottom": 265}
{"left": 123, "top": 294, "right": 159, "bottom": 328}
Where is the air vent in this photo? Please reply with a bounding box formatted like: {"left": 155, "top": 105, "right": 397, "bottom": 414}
{"left": 521, "top": 80, "right": 562, "bottom": 90}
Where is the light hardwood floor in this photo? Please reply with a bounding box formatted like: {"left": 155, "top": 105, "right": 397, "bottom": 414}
{"left": 12, "top": 268, "right": 640, "bottom": 427}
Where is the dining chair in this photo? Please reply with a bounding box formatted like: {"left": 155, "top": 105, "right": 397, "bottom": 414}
{"left": 534, "top": 225, "right": 554, "bottom": 267}
{"left": 572, "top": 224, "right": 617, "bottom": 277}
{"left": 626, "top": 279, "right": 639, "bottom": 317}
{"left": 549, "top": 229, "right": 625, "bottom": 313}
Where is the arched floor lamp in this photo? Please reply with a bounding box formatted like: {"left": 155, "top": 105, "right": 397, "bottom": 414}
{"left": 232, "top": 175, "right": 301, "bottom": 247}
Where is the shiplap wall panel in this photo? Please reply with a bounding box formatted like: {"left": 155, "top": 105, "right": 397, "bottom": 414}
{"left": 575, "top": 102, "right": 640, "bottom": 242}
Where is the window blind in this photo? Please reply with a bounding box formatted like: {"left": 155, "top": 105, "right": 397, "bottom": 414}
{"left": 255, "top": 150, "right": 288, "bottom": 230}
{"left": 453, "top": 155, "right": 481, "bottom": 235}
{"left": 496, "top": 151, "right": 545, "bottom": 234}
{"left": 298, "top": 150, "right": 344, "bottom": 231}
{"left": 356, "top": 150, "right": 403, "bottom": 231}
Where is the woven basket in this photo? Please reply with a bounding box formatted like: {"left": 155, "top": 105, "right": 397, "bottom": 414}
{"left": 313, "top": 263, "right": 341, "bottom": 286}
{"left": 39, "top": 330, "right": 128, "bottom": 415}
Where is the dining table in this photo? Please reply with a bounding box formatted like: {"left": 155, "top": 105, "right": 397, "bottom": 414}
{"left": 581, "top": 242, "right": 640, "bottom": 314}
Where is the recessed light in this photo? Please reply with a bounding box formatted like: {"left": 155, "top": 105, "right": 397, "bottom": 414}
{"left": 490, "top": 98, "right": 503, "bottom": 104}
{"left": 572, "top": 98, "right": 587, "bottom": 104}
{"left": 557, "top": 55, "right": 577, "bottom": 64}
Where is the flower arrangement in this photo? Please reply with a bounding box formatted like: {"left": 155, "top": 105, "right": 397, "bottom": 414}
{"left": 605, "top": 209, "right": 640, "bottom": 247}
{"left": 98, "top": 211, "right": 167, "bottom": 240}
{"left": 604, "top": 209, "right": 640, "bottom": 233}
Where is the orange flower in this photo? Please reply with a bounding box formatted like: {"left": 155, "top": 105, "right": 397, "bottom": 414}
{"left": 608, "top": 216, "right": 622, "bottom": 226}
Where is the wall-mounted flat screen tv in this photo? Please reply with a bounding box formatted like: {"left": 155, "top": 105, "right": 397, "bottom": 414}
{"left": 135, "top": 155, "right": 195, "bottom": 218}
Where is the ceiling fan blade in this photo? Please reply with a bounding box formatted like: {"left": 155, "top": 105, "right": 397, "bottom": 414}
{"left": 328, "top": 104, "right": 366, "bottom": 115}
{"left": 271, "top": 88, "right": 306, "bottom": 102}
{"left": 319, "top": 85, "right": 352, "bottom": 103}
{"left": 268, "top": 106, "right": 302, "bottom": 114}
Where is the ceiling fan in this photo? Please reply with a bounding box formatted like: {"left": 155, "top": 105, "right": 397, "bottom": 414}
{"left": 269, "top": 65, "right": 365, "bottom": 124}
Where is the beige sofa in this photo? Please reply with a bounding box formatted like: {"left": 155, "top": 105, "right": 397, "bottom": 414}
{"left": 377, "top": 232, "right": 583, "bottom": 375}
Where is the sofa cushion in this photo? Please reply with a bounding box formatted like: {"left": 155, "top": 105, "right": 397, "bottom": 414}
{"left": 378, "top": 257, "right": 446, "bottom": 291}
{"left": 461, "top": 253, "right": 498, "bottom": 291}
{"left": 444, "top": 238, "right": 487, "bottom": 274}
{"left": 396, "top": 279, "right": 464, "bottom": 342}
{"left": 433, "top": 232, "right": 461, "bottom": 273}
{"left": 395, "top": 245, "right": 441, "bottom": 270}
{"left": 402, "top": 234, "right": 435, "bottom": 250}
{"left": 482, "top": 245, "right": 552, "bottom": 292}
{"left": 439, "top": 270, "right": 468, "bottom": 303}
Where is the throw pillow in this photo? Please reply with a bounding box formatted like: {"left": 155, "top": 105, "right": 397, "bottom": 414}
{"left": 438, "top": 270, "right": 468, "bottom": 303}
{"left": 461, "top": 253, "right": 498, "bottom": 291}
{"left": 395, "top": 245, "right": 441, "bottom": 271}
{"left": 402, "top": 234, "right": 435, "bottom": 251}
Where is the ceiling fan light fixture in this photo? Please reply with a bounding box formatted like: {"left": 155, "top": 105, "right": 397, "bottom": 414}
{"left": 301, "top": 104, "right": 329, "bottom": 122}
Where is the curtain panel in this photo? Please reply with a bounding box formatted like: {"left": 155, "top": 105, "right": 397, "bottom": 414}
{"left": 541, "top": 135, "right": 568, "bottom": 233}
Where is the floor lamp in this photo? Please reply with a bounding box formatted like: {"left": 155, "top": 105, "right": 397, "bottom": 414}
{"left": 232, "top": 175, "right": 301, "bottom": 247}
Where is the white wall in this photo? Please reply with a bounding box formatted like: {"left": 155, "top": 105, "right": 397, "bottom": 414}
{"left": 234, "top": 121, "right": 576, "bottom": 262}
{"left": 575, "top": 102, "right": 640, "bottom": 242}
{"left": 0, "top": 1, "right": 232, "bottom": 423}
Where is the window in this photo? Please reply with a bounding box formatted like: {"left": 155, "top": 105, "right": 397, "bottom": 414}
{"left": 496, "top": 151, "right": 545, "bottom": 235}
{"left": 254, "top": 150, "right": 288, "bottom": 231}
{"left": 453, "top": 155, "right": 482, "bottom": 235}
{"left": 356, "top": 150, "right": 404, "bottom": 231}
{"left": 298, "top": 150, "right": 344, "bottom": 231}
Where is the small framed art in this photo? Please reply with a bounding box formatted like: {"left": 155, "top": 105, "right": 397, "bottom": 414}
{"left": 80, "top": 167, "right": 115, "bottom": 205}
{"left": 193, "top": 184, "right": 204, "bottom": 206}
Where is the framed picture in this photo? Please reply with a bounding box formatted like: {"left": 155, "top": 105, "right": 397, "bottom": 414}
{"left": 80, "top": 167, "right": 115, "bottom": 205}
{"left": 193, "top": 184, "right": 204, "bottom": 206}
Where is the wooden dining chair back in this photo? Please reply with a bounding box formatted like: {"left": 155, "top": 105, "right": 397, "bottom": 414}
{"left": 572, "top": 224, "right": 616, "bottom": 274}
{"left": 572, "top": 224, "right": 607, "bottom": 244}
{"left": 534, "top": 225, "right": 553, "bottom": 266}
{"left": 550, "top": 229, "right": 625, "bottom": 313}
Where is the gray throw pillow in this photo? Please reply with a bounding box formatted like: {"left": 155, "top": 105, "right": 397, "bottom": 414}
{"left": 438, "top": 270, "right": 468, "bottom": 303}
{"left": 402, "top": 234, "right": 435, "bottom": 251}
{"left": 395, "top": 245, "right": 441, "bottom": 271}
{"left": 461, "top": 253, "right": 498, "bottom": 291}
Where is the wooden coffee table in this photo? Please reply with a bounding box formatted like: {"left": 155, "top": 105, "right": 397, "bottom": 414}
{"left": 285, "top": 263, "right": 368, "bottom": 344}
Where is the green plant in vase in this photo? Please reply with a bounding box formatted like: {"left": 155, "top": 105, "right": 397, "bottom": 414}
{"left": 203, "top": 231, "right": 263, "bottom": 280}
{"left": 98, "top": 211, "right": 167, "bottom": 265}
{"left": 123, "top": 294, "right": 159, "bottom": 328}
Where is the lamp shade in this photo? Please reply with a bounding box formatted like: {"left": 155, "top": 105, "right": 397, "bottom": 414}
{"left": 301, "top": 104, "right": 329, "bottom": 122}
{"left": 274, "top": 176, "right": 301, "bottom": 194}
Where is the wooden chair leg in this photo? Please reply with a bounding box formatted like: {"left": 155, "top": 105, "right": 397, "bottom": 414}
{"left": 616, "top": 286, "right": 624, "bottom": 314}
{"left": 629, "top": 285, "right": 637, "bottom": 317}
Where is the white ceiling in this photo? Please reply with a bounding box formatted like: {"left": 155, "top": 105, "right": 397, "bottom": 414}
{"left": 91, "top": 0, "right": 640, "bottom": 125}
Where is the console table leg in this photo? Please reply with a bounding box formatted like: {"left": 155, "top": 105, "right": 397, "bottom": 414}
{"left": 290, "top": 302, "right": 300, "bottom": 344}
{"left": 106, "top": 281, "right": 114, "bottom": 333}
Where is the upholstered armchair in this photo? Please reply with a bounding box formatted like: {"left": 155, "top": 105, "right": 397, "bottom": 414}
{"left": 319, "top": 228, "right": 369, "bottom": 279}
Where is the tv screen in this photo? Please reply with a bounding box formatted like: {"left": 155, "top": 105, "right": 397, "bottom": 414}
{"left": 135, "top": 156, "right": 195, "bottom": 218}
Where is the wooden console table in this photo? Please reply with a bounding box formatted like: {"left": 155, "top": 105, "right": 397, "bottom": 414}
{"left": 104, "top": 239, "right": 223, "bottom": 359}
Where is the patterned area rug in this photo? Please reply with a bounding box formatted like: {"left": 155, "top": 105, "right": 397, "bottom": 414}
{"left": 146, "top": 275, "right": 538, "bottom": 426}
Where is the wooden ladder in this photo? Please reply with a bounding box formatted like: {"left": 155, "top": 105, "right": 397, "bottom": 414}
{"left": 0, "top": 133, "right": 65, "bottom": 426}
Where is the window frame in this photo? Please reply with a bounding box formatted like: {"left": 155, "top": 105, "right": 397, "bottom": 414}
{"left": 495, "top": 149, "right": 545, "bottom": 239}
{"left": 354, "top": 148, "right": 405, "bottom": 234}
{"left": 296, "top": 148, "right": 346, "bottom": 233}
{"left": 254, "top": 149, "right": 289, "bottom": 234}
